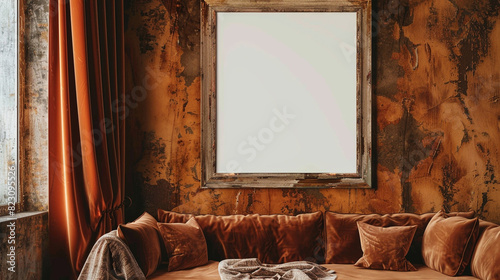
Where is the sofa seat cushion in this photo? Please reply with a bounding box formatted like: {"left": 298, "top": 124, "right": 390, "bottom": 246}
{"left": 157, "top": 210, "right": 323, "bottom": 263}
{"left": 324, "top": 264, "right": 479, "bottom": 280}
{"left": 147, "top": 262, "right": 479, "bottom": 280}
{"left": 148, "top": 261, "right": 220, "bottom": 280}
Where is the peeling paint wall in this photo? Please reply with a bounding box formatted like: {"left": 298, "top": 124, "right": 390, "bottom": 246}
{"left": 124, "top": 0, "right": 500, "bottom": 223}
{"left": 0, "top": 0, "right": 19, "bottom": 207}
{"left": 22, "top": 0, "right": 49, "bottom": 212}
{"left": 0, "top": 212, "right": 49, "bottom": 279}
{"left": 0, "top": 0, "right": 50, "bottom": 278}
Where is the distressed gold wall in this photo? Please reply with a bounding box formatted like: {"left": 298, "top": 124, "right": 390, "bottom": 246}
{"left": 22, "top": 0, "right": 49, "bottom": 212}
{"left": 124, "top": 0, "right": 500, "bottom": 223}
{"left": 0, "top": 0, "right": 49, "bottom": 278}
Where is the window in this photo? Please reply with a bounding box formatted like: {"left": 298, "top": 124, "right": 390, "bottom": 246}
{"left": 201, "top": 0, "right": 372, "bottom": 188}
{"left": 0, "top": 0, "right": 19, "bottom": 214}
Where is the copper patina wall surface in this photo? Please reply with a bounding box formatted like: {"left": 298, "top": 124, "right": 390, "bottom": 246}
{"left": 124, "top": 0, "right": 500, "bottom": 223}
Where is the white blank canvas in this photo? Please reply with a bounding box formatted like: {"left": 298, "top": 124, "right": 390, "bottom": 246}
{"left": 216, "top": 12, "right": 358, "bottom": 174}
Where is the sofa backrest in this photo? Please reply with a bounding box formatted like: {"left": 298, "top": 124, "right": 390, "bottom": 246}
{"left": 324, "top": 211, "right": 476, "bottom": 265}
{"left": 157, "top": 210, "right": 324, "bottom": 264}
{"left": 157, "top": 210, "right": 483, "bottom": 267}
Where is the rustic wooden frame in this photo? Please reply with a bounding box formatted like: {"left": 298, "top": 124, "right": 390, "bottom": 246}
{"left": 201, "top": 0, "right": 372, "bottom": 188}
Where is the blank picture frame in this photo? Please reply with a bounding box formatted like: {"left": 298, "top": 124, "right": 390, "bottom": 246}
{"left": 201, "top": 0, "right": 372, "bottom": 188}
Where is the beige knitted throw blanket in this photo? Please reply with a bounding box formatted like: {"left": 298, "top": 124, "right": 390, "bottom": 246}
{"left": 218, "top": 258, "right": 337, "bottom": 280}
{"left": 78, "top": 230, "right": 146, "bottom": 280}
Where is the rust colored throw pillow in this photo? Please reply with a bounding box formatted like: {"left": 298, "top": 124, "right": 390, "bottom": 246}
{"left": 324, "top": 211, "right": 475, "bottom": 264}
{"left": 355, "top": 222, "right": 418, "bottom": 271}
{"left": 157, "top": 217, "right": 208, "bottom": 272}
{"left": 158, "top": 210, "right": 280, "bottom": 262}
{"left": 117, "top": 212, "right": 162, "bottom": 277}
{"left": 422, "top": 211, "right": 479, "bottom": 276}
{"left": 157, "top": 209, "right": 324, "bottom": 264}
{"left": 274, "top": 211, "right": 324, "bottom": 263}
{"left": 470, "top": 220, "right": 500, "bottom": 280}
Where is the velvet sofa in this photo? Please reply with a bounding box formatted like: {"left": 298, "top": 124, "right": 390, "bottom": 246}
{"left": 79, "top": 210, "right": 500, "bottom": 280}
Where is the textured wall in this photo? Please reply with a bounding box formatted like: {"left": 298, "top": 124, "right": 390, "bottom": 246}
{"left": 124, "top": 0, "right": 500, "bottom": 223}
{"left": 0, "top": 212, "right": 49, "bottom": 280}
{"left": 0, "top": 0, "right": 49, "bottom": 279}
{"left": 0, "top": 0, "right": 19, "bottom": 207}
{"left": 21, "top": 0, "right": 49, "bottom": 212}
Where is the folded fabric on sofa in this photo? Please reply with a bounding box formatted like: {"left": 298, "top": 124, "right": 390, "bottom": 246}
{"left": 218, "top": 258, "right": 337, "bottom": 280}
{"left": 78, "top": 230, "right": 146, "bottom": 280}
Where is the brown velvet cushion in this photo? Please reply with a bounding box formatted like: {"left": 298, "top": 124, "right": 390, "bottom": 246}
{"left": 470, "top": 220, "right": 500, "bottom": 280}
{"left": 422, "top": 211, "right": 479, "bottom": 276}
{"left": 355, "top": 222, "right": 417, "bottom": 271}
{"left": 274, "top": 211, "right": 324, "bottom": 263}
{"left": 117, "top": 212, "right": 162, "bottom": 277}
{"left": 158, "top": 210, "right": 279, "bottom": 262}
{"left": 324, "top": 211, "right": 475, "bottom": 264}
{"left": 157, "top": 210, "right": 323, "bottom": 263}
{"left": 157, "top": 217, "right": 208, "bottom": 271}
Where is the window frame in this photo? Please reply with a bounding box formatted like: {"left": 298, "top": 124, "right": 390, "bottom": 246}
{"left": 0, "top": 0, "right": 24, "bottom": 216}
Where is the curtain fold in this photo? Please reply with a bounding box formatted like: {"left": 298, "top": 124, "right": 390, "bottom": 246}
{"left": 49, "top": 0, "right": 126, "bottom": 278}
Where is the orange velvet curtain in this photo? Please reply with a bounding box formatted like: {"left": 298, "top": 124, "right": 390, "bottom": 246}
{"left": 48, "top": 0, "right": 126, "bottom": 278}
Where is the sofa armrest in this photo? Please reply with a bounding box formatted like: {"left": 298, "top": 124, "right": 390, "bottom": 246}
{"left": 78, "top": 230, "right": 146, "bottom": 280}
